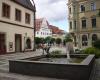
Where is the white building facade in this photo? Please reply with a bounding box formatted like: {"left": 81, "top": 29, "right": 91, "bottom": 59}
{"left": 35, "top": 18, "right": 52, "bottom": 38}
{"left": 0, "top": 0, "right": 36, "bottom": 54}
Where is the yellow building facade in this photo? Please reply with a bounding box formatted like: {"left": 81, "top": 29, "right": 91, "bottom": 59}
{"left": 68, "top": 0, "right": 100, "bottom": 49}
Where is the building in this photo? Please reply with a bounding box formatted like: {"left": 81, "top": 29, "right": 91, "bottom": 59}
{"left": 0, "top": 0, "right": 36, "bottom": 54}
{"left": 35, "top": 18, "right": 52, "bottom": 38}
{"left": 68, "top": 0, "right": 100, "bottom": 49}
{"left": 49, "top": 25, "right": 66, "bottom": 40}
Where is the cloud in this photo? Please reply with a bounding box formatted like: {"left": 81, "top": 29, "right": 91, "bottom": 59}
{"left": 34, "top": 0, "right": 68, "bottom": 22}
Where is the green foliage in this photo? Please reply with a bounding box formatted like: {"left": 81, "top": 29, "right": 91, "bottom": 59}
{"left": 44, "top": 36, "right": 51, "bottom": 43}
{"left": 65, "top": 38, "right": 73, "bottom": 42}
{"left": 83, "top": 47, "right": 100, "bottom": 58}
{"left": 93, "top": 40, "right": 100, "bottom": 49}
{"left": 98, "top": 9, "right": 100, "bottom": 17}
{"left": 49, "top": 50, "right": 62, "bottom": 58}
{"left": 35, "top": 37, "right": 41, "bottom": 44}
{"left": 51, "top": 50, "right": 61, "bottom": 55}
{"left": 35, "top": 37, "right": 45, "bottom": 48}
{"left": 40, "top": 38, "right": 45, "bottom": 43}
{"left": 64, "top": 34, "right": 73, "bottom": 43}
{"left": 50, "top": 38, "right": 55, "bottom": 44}
{"left": 55, "top": 38, "right": 62, "bottom": 44}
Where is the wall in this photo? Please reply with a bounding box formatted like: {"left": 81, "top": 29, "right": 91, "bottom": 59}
{"left": 0, "top": 0, "right": 35, "bottom": 53}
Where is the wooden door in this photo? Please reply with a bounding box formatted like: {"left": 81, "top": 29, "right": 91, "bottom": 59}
{"left": 15, "top": 34, "right": 22, "bottom": 52}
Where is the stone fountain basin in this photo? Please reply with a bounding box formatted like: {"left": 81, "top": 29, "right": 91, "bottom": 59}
{"left": 9, "top": 54, "right": 95, "bottom": 80}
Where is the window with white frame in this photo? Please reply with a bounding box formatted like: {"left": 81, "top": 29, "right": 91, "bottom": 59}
{"left": 91, "top": 2, "right": 96, "bottom": 11}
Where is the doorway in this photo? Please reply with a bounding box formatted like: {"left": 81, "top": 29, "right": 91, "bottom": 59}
{"left": 0, "top": 33, "right": 6, "bottom": 54}
{"left": 15, "top": 34, "right": 22, "bottom": 52}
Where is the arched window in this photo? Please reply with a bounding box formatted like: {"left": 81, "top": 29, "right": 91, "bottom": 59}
{"left": 26, "top": 38, "right": 31, "bottom": 49}
{"left": 92, "top": 34, "right": 97, "bottom": 42}
{"left": 82, "top": 35, "right": 88, "bottom": 46}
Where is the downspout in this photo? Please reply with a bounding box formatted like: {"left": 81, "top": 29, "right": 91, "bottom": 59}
{"left": 33, "top": 6, "right": 36, "bottom": 51}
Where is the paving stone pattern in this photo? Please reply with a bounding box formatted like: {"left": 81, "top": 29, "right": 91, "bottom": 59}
{"left": 92, "top": 59, "right": 100, "bottom": 80}
{"left": 0, "top": 47, "right": 67, "bottom": 80}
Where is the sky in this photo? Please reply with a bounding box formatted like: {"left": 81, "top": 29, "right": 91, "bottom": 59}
{"left": 33, "top": 0, "right": 69, "bottom": 32}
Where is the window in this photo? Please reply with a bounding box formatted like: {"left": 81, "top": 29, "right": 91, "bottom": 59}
{"left": 82, "top": 19, "right": 86, "bottom": 29}
{"left": 70, "top": 21, "right": 72, "bottom": 29}
{"left": 2, "top": 3, "right": 10, "bottom": 18}
{"left": 69, "top": 7, "right": 71, "bottom": 14}
{"left": 74, "top": 36, "right": 77, "bottom": 46}
{"left": 82, "top": 35, "right": 88, "bottom": 46}
{"left": 73, "top": 6, "right": 75, "bottom": 12}
{"left": 91, "top": 18, "right": 96, "bottom": 28}
{"left": 92, "top": 34, "right": 97, "bottom": 42}
{"left": 15, "top": 9, "right": 21, "bottom": 21}
{"left": 80, "top": 5, "right": 85, "bottom": 12}
{"left": 25, "top": 13, "right": 30, "bottom": 24}
{"left": 26, "top": 38, "right": 31, "bottom": 49}
{"left": 91, "top": 2, "right": 96, "bottom": 11}
{"left": 74, "top": 20, "right": 76, "bottom": 29}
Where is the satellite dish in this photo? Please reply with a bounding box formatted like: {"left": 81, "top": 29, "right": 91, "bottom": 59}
{"left": 30, "top": 0, "right": 34, "bottom": 6}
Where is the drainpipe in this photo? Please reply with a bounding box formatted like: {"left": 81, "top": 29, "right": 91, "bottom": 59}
{"left": 33, "top": 6, "right": 36, "bottom": 51}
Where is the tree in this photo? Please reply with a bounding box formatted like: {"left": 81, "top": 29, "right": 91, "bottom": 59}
{"left": 35, "top": 37, "right": 41, "bottom": 45}
{"left": 55, "top": 38, "right": 62, "bottom": 45}
{"left": 35, "top": 37, "right": 45, "bottom": 44}
{"left": 44, "top": 36, "right": 51, "bottom": 44}
{"left": 50, "top": 38, "right": 55, "bottom": 44}
{"left": 64, "top": 33, "right": 73, "bottom": 43}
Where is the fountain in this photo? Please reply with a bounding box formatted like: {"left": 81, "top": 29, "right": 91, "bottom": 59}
{"left": 9, "top": 45, "right": 95, "bottom": 80}
{"left": 66, "top": 51, "right": 70, "bottom": 59}
{"left": 66, "top": 42, "right": 74, "bottom": 60}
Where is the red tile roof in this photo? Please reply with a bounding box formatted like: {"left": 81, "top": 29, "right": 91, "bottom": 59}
{"left": 49, "top": 25, "right": 65, "bottom": 34}
{"left": 35, "top": 18, "right": 43, "bottom": 31}
{"left": 35, "top": 18, "right": 50, "bottom": 31}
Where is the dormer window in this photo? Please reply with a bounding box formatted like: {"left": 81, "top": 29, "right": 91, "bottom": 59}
{"left": 80, "top": 4, "right": 85, "bottom": 12}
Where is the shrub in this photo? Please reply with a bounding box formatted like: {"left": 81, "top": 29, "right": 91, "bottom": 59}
{"left": 83, "top": 47, "right": 100, "bottom": 58}
{"left": 51, "top": 50, "right": 61, "bottom": 55}
{"left": 93, "top": 39, "right": 100, "bottom": 49}
{"left": 48, "top": 50, "right": 62, "bottom": 58}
